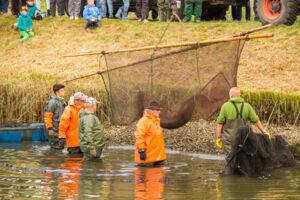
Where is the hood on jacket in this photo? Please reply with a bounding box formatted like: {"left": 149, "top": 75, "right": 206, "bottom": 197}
{"left": 51, "top": 95, "right": 64, "bottom": 102}
{"left": 79, "top": 109, "right": 94, "bottom": 118}
{"left": 229, "top": 97, "right": 245, "bottom": 103}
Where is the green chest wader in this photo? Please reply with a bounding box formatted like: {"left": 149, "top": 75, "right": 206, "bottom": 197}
{"left": 222, "top": 102, "right": 247, "bottom": 159}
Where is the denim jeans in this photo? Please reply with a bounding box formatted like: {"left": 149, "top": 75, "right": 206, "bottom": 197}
{"left": 116, "top": 0, "right": 129, "bottom": 19}
{"left": 122, "top": 0, "right": 129, "bottom": 17}
{"left": 96, "top": 0, "right": 113, "bottom": 18}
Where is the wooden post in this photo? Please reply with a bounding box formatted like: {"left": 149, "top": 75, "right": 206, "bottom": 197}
{"left": 62, "top": 33, "right": 273, "bottom": 57}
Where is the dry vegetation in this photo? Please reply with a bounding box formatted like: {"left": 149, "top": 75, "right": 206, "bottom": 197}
{"left": 0, "top": 14, "right": 299, "bottom": 125}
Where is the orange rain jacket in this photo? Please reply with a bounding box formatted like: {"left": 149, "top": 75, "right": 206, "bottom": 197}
{"left": 135, "top": 112, "right": 167, "bottom": 163}
{"left": 58, "top": 104, "right": 84, "bottom": 148}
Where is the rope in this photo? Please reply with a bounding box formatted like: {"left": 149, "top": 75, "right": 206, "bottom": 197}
{"left": 150, "top": 19, "right": 172, "bottom": 93}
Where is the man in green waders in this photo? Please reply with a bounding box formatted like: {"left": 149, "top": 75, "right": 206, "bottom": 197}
{"left": 216, "top": 87, "right": 271, "bottom": 159}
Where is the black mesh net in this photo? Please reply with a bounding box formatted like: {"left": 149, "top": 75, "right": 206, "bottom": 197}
{"left": 226, "top": 127, "right": 296, "bottom": 177}
{"left": 102, "top": 40, "right": 246, "bottom": 128}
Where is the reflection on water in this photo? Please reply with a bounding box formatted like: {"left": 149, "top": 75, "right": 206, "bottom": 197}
{"left": 135, "top": 167, "right": 165, "bottom": 200}
{"left": 0, "top": 142, "right": 299, "bottom": 200}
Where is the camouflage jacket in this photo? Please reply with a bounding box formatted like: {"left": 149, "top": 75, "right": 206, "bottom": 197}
{"left": 44, "top": 95, "right": 67, "bottom": 133}
{"left": 79, "top": 110, "right": 105, "bottom": 152}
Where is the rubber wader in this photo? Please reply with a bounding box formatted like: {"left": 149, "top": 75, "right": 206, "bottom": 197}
{"left": 222, "top": 102, "right": 247, "bottom": 159}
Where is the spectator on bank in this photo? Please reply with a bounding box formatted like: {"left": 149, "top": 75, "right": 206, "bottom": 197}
{"left": 232, "top": 0, "right": 251, "bottom": 21}
{"left": 50, "top": 0, "right": 68, "bottom": 17}
{"left": 27, "top": 0, "right": 43, "bottom": 20}
{"left": 34, "top": 0, "right": 51, "bottom": 16}
{"left": 69, "top": 0, "right": 81, "bottom": 19}
{"left": 80, "top": 0, "right": 87, "bottom": 16}
{"left": 183, "top": 0, "right": 202, "bottom": 23}
{"left": 96, "top": 0, "right": 113, "bottom": 18}
{"left": 0, "top": 0, "right": 8, "bottom": 15}
{"left": 83, "top": 0, "right": 101, "bottom": 31}
{"left": 136, "top": 0, "right": 149, "bottom": 22}
{"left": 11, "top": 0, "right": 27, "bottom": 16}
{"left": 17, "top": 6, "right": 34, "bottom": 43}
{"left": 115, "top": 0, "right": 129, "bottom": 20}
{"left": 158, "top": 0, "right": 171, "bottom": 22}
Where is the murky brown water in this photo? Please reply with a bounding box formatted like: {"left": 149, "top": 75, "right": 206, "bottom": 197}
{"left": 0, "top": 142, "right": 299, "bottom": 200}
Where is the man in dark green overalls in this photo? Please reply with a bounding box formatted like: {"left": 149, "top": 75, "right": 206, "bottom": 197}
{"left": 216, "top": 87, "right": 271, "bottom": 159}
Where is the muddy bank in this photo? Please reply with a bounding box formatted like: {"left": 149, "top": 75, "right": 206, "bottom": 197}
{"left": 105, "top": 120, "right": 300, "bottom": 154}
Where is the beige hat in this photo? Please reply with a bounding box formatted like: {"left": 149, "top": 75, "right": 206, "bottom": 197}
{"left": 73, "top": 92, "right": 87, "bottom": 101}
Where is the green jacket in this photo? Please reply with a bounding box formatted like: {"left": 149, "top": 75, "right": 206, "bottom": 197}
{"left": 79, "top": 110, "right": 105, "bottom": 152}
{"left": 217, "top": 97, "right": 259, "bottom": 125}
{"left": 44, "top": 95, "right": 66, "bottom": 133}
{"left": 17, "top": 13, "right": 32, "bottom": 31}
{"left": 27, "top": 3, "right": 39, "bottom": 18}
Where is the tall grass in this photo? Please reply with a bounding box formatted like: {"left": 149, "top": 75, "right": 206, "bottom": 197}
{"left": 0, "top": 79, "right": 299, "bottom": 126}
{"left": 242, "top": 91, "right": 300, "bottom": 125}
{"left": 0, "top": 80, "right": 110, "bottom": 126}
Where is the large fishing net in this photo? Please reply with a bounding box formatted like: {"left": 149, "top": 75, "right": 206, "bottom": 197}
{"left": 225, "top": 126, "right": 296, "bottom": 177}
{"left": 101, "top": 39, "right": 246, "bottom": 129}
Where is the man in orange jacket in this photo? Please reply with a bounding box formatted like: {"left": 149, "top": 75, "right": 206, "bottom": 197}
{"left": 59, "top": 92, "right": 87, "bottom": 155}
{"left": 135, "top": 101, "right": 167, "bottom": 167}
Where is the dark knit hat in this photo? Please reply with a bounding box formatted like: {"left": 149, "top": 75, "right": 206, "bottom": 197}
{"left": 146, "top": 101, "right": 161, "bottom": 111}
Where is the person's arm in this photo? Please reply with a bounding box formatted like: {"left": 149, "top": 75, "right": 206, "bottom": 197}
{"left": 247, "top": 103, "right": 266, "bottom": 132}
{"left": 216, "top": 104, "right": 226, "bottom": 137}
{"left": 17, "top": 17, "right": 26, "bottom": 31}
{"left": 83, "top": 8, "right": 90, "bottom": 20}
{"left": 134, "top": 118, "right": 147, "bottom": 150}
{"left": 216, "top": 124, "right": 223, "bottom": 138}
{"left": 58, "top": 106, "right": 71, "bottom": 139}
{"left": 44, "top": 100, "right": 56, "bottom": 131}
{"left": 82, "top": 116, "right": 95, "bottom": 150}
{"left": 255, "top": 120, "right": 266, "bottom": 133}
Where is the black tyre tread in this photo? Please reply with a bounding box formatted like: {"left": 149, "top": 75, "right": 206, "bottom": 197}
{"left": 255, "top": 0, "right": 298, "bottom": 25}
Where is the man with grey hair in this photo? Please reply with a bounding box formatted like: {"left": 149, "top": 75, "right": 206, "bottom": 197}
{"left": 79, "top": 97, "right": 105, "bottom": 161}
{"left": 216, "top": 87, "right": 270, "bottom": 158}
{"left": 59, "top": 92, "right": 87, "bottom": 155}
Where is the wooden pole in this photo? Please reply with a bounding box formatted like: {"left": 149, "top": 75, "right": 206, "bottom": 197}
{"left": 63, "top": 33, "right": 273, "bottom": 57}
{"left": 232, "top": 24, "right": 273, "bottom": 37}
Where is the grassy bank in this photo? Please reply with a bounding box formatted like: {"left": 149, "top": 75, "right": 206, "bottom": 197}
{"left": 0, "top": 15, "right": 300, "bottom": 91}
{"left": 0, "top": 14, "right": 300, "bottom": 125}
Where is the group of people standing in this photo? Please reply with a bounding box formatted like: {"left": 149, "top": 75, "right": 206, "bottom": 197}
{"left": 44, "top": 83, "right": 105, "bottom": 161}
{"left": 44, "top": 82, "right": 270, "bottom": 169}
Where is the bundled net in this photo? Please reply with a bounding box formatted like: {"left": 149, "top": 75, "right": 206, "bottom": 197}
{"left": 226, "top": 127, "right": 296, "bottom": 177}
{"left": 101, "top": 39, "right": 246, "bottom": 129}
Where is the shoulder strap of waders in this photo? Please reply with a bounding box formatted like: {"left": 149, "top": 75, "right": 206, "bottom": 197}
{"left": 231, "top": 101, "right": 244, "bottom": 119}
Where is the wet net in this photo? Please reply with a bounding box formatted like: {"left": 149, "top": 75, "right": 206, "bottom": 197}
{"left": 226, "top": 127, "right": 296, "bottom": 177}
{"left": 101, "top": 39, "right": 246, "bottom": 129}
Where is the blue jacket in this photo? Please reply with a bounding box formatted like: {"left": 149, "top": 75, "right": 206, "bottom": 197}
{"left": 83, "top": 4, "right": 101, "bottom": 21}
{"left": 27, "top": 3, "right": 40, "bottom": 18}
{"left": 18, "top": 13, "right": 33, "bottom": 31}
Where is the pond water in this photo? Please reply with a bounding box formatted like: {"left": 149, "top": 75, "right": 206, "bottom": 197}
{"left": 0, "top": 142, "right": 299, "bottom": 200}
